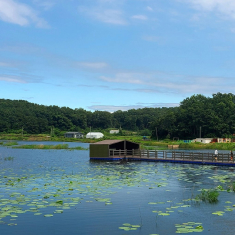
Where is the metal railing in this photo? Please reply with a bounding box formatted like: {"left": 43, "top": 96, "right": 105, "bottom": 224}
{"left": 108, "top": 149, "right": 233, "bottom": 163}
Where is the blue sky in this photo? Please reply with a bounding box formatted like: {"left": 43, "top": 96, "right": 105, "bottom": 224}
{"left": 1, "top": 0, "right": 235, "bottom": 112}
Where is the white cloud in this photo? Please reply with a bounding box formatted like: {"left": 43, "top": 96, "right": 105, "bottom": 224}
{"left": 182, "top": 0, "right": 235, "bottom": 19}
{"left": 99, "top": 70, "right": 235, "bottom": 95}
{"left": 33, "top": 0, "right": 55, "bottom": 11}
{"left": 0, "top": 73, "right": 44, "bottom": 84}
{"left": 146, "top": 6, "right": 153, "bottom": 12}
{"left": 0, "top": 62, "right": 11, "bottom": 67}
{"left": 0, "top": 61, "right": 22, "bottom": 67}
{"left": 0, "top": 0, "right": 49, "bottom": 27}
{"left": 88, "top": 103, "right": 179, "bottom": 112}
{"left": 0, "top": 75, "right": 26, "bottom": 83}
{"left": 101, "top": 73, "right": 146, "bottom": 84}
{"left": 131, "top": 15, "right": 148, "bottom": 20}
{"left": 93, "top": 9, "right": 126, "bottom": 25}
{"left": 143, "top": 36, "right": 160, "bottom": 42}
{"left": 78, "top": 0, "right": 127, "bottom": 25}
{"left": 76, "top": 62, "right": 108, "bottom": 69}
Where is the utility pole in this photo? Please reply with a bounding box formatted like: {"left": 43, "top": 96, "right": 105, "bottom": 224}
{"left": 51, "top": 126, "right": 54, "bottom": 138}
{"left": 155, "top": 127, "right": 158, "bottom": 141}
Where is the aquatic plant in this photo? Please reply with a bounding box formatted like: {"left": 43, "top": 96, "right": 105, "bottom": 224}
{"left": 175, "top": 222, "right": 204, "bottom": 233}
{"left": 12, "top": 144, "right": 88, "bottom": 150}
{"left": 119, "top": 223, "right": 141, "bottom": 231}
{"left": 70, "top": 146, "right": 89, "bottom": 150}
{"left": 141, "top": 146, "right": 168, "bottom": 150}
{"left": 229, "top": 182, "right": 235, "bottom": 192}
{"left": 4, "top": 156, "right": 14, "bottom": 161}
{"left": 195, "top": 189, "right": 219, "bottom": 203}
{"left": 3, "top": 142, "right": 18, "bottom": 146}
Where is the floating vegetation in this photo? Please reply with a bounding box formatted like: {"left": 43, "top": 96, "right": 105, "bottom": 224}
{"left": 195, "top": 189, "right": 219, "bottom": 203}
{"left": 175, "top": 222, "right": 204, "bottom": 233}
{"left": 44, "top": 214, "right": 53, "bottom": 217}
{"left": 4, "top": 156, "right": 14, "bottom": 161}
{"left": 3, "top": 142, "right": 18, "bottom": 146}
{"left": 119, "top": 223, "right": 141, "bottom": 231}
{"left": 212, "top": 211, "right": 225, "bottom": 216}
{"left": 12, "top": 144, "right": 88, "bottom": 150}
{"left": 229, "top": 182, "right": 235, "bottom": 192}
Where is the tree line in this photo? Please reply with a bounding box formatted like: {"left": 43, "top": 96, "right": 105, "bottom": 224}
{"left": 0, "top": 93, "right": 234, "bottom": 139}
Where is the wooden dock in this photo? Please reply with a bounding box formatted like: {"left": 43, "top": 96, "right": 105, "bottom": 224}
{"left": 90, "top": 149, "right": 235, "bottom": 166}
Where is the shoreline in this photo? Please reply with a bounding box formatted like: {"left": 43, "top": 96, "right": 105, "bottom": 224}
{"left": 1, "top": 134, "right": 235, "bottom": 151}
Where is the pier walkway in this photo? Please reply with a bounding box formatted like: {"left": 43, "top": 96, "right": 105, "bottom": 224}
{"left": 90, "top": 149, "right": 235, "bottom": 167}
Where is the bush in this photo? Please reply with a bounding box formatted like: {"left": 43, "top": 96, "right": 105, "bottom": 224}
{"left": 139, "top": 129, "right": 151, "bottom": 136}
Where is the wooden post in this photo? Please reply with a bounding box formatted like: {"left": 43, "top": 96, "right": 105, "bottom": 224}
{"left": 183, "top": 152, "right": 184, "bottom": 161}
{"left": 147, "top": 150, "right": 149, "bottom": 158}
{"left": 165, "top": 151, "right": 167, "bottom": 159}
{"left": 113, "top": 150, "right": 114, "bottom": 157}
{"left": 119, "top": 149, "right": 121, "bottom": 158}
{"left": 132, "top": 149, "right": 134, "bottom": 158}
{"left": 140, "top": 149, "right": 141, "bottom": 158}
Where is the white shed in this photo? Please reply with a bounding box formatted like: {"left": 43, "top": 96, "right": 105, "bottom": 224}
{"left": 193, "top": 138, "right": 213, "bottom": 144}
{"left": 110, "top": 130, "right": 119, "bottom": 134}
{"left": 86, "top": 132, "right": 104, "bottom": 139}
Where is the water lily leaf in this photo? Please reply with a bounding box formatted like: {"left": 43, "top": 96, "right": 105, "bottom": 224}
{"left": 44, "top": 214, "right": 53, "bottom": 217}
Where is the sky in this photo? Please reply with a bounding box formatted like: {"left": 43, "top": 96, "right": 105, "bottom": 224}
{"left": 1, "top": 0, "right": 235, "bottom": 112}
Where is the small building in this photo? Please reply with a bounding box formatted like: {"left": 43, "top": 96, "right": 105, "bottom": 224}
{"left": 90, "top": 140, "right": 140, "bottom": 160}
{"left": 217, "top": 138, "right": 231, "bottom": 143}
{"left": 193, "top": 138, "right": 213, "bottom": 144}
{"left": 110, "top": 130, "right": 119, "bottom": 134}
{"left": 210, "top": 138, "right": 232, "bottom": 143}
{"left": 86, "top": 132, "right": 104, "bottom": 139}
{"left": 64, "top": 132, "right": 84, "bottom": 138}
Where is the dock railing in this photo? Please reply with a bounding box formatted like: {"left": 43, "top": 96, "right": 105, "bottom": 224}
{"left": 109, "top": 149, "right": 233, "bottom": 163}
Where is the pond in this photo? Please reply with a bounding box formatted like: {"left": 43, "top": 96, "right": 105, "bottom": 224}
{"left": 0, "top": 142, "right": 235, "bottom": 235}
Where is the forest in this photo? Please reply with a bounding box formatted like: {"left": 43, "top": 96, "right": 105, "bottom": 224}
{"left": 0, "top": 92, "right": 235, "bottom": 139}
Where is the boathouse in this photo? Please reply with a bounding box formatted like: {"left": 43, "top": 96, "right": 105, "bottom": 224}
{"left": 90, "top": 140, "right": 140, "bottom": 160}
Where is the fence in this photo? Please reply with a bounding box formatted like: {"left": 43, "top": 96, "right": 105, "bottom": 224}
{"left": 109, "top": 149, "right": 233, "bottom": 163}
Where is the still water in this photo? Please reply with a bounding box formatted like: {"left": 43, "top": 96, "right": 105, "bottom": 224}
{"left": 0, "top": 142, "right": 235, "bottom": 235}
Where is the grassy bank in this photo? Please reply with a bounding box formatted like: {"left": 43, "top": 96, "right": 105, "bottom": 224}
{"left": 1, "top": 133, "right": 235, "bottom": 150}
{"left": 179, "top": 142, "right": 235, "bottom": 150}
